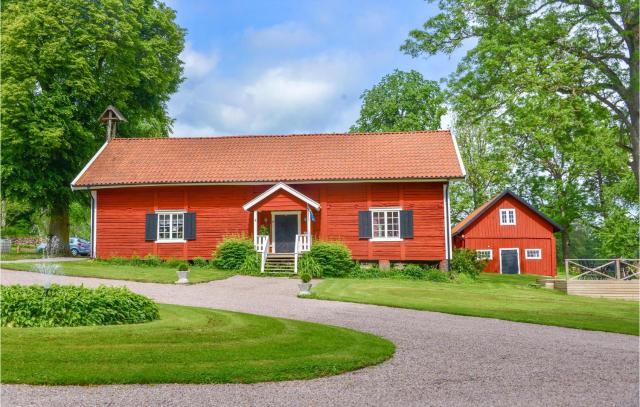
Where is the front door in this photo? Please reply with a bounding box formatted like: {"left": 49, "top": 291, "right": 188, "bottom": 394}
{"left": 500, "top": 249, "right": 520, "bottom": 274}
{"left": 274, "top": 214, "right": 298, "bottom": 253}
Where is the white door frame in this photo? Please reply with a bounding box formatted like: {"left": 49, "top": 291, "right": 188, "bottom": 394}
{"left": 499, "top": 248, "right": 521, "bottom": 274}
{"left": 271, "top": 211, "right": 301, "bottom": 253}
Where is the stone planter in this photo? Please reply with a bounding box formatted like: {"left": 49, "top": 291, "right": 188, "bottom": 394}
{"left": 298, "top": 282, "right": 312, "bottom": 295}
{"left": 176, "top": 270, "right": 189, "bottom": 284}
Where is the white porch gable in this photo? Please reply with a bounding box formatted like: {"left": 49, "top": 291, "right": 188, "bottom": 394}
{"left": 242, "top": 182, "right": 321, "bottom": 211}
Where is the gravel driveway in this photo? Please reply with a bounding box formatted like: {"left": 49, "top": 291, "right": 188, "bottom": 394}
{"left": 1, "top": 270, "right": 638, "bottom": 407}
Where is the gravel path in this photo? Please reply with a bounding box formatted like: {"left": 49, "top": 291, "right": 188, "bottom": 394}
{"left": 1, "top": 270, "right": 638, "bottom": 407}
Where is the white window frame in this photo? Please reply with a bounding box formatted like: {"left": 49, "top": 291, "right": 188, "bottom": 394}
{"left": 369, "top": 207, "right": 403, "bottom": 242}
{"left": 525, "top": 248, "right": 542, "bottom": 259}
{"left": 156, "top": 210, "right": 186, "bottom": 243}
{"left": 476, "top": 249, "right": 493, "bottom": 260}
{"left": 499, "top": 208, "right": 516, "bottom": 225}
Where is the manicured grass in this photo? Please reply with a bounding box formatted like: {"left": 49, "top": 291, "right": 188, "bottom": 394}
{"left": 0, "top": 260, "right": 235, "bottom": 284}
{"left": 1, "top": 303, "right": 394, "bottom": 385}
{"left": 309, "top": 273, "right": 639, "bottom": 335}
{"left": 0, "top": 250, "right": 42, "bottom": 261}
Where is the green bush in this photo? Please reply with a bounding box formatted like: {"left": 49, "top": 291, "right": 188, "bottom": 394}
{"left": 307, "top": 241, "right": 354, "bottom": 277}
{"left": 1, "top": 285, "right": 159, "bottom": 327}
{"left": 400, "top": 264, "right": 425, "bottom": 280}
{"left": 143, "top": 254, "right": 162, "bottom": 267}
{"left": 130, "top": 255, "right": 143, "bottom": 267}
{"left": 105, "top": 256, "right": 129, "bottom": 265}
{"left": 238, "top": 253, "right": 260, "bottom": 275}
{"left": 191, "top": 257, "right": 208, "bottom": 268}
{"left": 451, "top": 248, "right": 486, "bottom": 278}
{"left": 300, "top": 273, "right": 312, "bottom": 283}
{"left": 177, "top": 262, "right": 189, "bottom": 271}
{"left": 213, "top": 236, "right": 255, "bottom": 270}
{"left": 452, "top": 272, "right": 476, "bottom": 284}
{"left": 298, "top": 253, "right": 322, "bottom": 278}
{"left": 165, "top": 257, "right": 183, "bottom": 269}
{"left": 422, "top": 268, "right": 450, "bottom": 282}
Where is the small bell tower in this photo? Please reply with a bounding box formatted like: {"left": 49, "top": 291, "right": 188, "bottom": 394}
{"left": 98, "top": 105, "right": 127, "bottom": 142}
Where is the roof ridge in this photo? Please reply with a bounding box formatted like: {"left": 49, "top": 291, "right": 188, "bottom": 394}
{"left": 112, "top": 130, "right": 451, "bottom": 141}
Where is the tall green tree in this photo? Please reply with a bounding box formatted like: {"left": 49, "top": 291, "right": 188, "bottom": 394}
{"left": 1, "top": 0, "right": 184, "bottom": 251}
{"left": 401, "top": 0, "right": 639, "bottom": 186}
{"left": 350, "top": 69, "right": 446, "bottom": 132}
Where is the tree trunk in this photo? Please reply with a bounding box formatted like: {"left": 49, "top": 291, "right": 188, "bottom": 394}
{"left": 561, "top": 228, "right": 570, "bottom": 261}
{"left": 630, "top": 113, "right": 639, "bottom": 187}
{"left": 48, "top": 202, "right": 70, "bottom": 256}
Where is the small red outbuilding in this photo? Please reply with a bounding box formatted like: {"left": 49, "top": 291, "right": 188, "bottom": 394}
{"left": 452, "top": 190, "right": 562, "bottom": 276}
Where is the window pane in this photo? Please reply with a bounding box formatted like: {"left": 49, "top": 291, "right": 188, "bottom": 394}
{"left": 387, "top": 211, "right": 399, "bottom": 237}
{"left": 372, "top": 211, "right": 385, "bottom": 238}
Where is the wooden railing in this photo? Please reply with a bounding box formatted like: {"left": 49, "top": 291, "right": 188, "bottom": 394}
{"left": 259, "top": 235, "right": 269, "bottom": 273}
{"left": 293, "top": 233, "right": 312, "bottom": 274}
{"left": 255, "top": 235, "right": 269, "bottom": 253}
{"left": 565, "top": 259, "right": 640, "bottom": 281}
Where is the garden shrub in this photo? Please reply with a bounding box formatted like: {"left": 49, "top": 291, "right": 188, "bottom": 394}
{"left": 143, "top": 254, "right": 162, "bottom": 267}
{"left": 191, "top": 257, "right": 208, "bottom": 268}
{"left": 106, "top": 256, "right": 129, "bottom": 265}
{"left": 422, "top": 268, "right": 450, "bottom": 282}
{"left": 213, "top": 236, "right": 255, "bottom": 270}
{"left": 450, "top": 248, "right": 486, "bottom": 278}
{"left": 298, "top": 253, "right": 322, "bottom": 278}
{"left": 165, "top": 257, "right": 183, "bottom": 269}
{"left": 400, "top": 264, "right": 425, "bottom": 280}
{"left": 300, "top": 273, "right": 312, "bottom": 283}
{"left": 130, "top": 255, "right": 143, "bottom": 267}
{"left": 177, "top": 262, "right": 189, "bottom": 271}
{"left": 238, "top": 253, "right": 260, "bottom": 275}
{"left": 307, "top": 241, "right": 354, "bottom": 277}
{"left": 1, "top": 285, "right": 160, "bottom": 327}
{"left": 452, "top": 272, "right": 476, "bottom": 284}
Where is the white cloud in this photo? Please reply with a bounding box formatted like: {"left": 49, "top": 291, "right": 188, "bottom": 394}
{"left": 244, "top": 22, "right": 319, "bottom": 49}
{"left": 181, "top": 43, "right": 219, "bottom": 79}
{"left": 169, "top": 51, "right": 365, "bottom": 136}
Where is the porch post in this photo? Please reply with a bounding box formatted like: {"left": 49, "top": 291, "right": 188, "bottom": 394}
{"left": 253, "top": 211, "right": 258, "bottom": 246}
{"left": 306, "top": 209, "right": 311, "bottom": 237}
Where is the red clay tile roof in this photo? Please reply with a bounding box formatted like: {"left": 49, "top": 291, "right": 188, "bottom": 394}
{"left": 72, "top": 131, "right": 465, "bottom": 188}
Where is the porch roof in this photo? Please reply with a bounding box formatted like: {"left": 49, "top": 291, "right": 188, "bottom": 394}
{"left": 242, "top": 182, "right": 320, "bottom": 211}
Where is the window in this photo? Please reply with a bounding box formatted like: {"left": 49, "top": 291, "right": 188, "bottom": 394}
{"left": 500, "top": 209, "right": 516, "bottom": 225}
{"left": 371, "top": 208, "right": 401, "bottom": 240}
{"left": 525, "top": 249, "right": 542, "bottom": 259}
{"left": 476, "top": 250, "right": 493, "bottom": 260}
{"left": 157, "top": 212, "right": 184, "bottom": 241}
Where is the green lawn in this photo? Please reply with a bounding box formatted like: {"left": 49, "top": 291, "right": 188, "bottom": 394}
{"left": 308, "top": 273, "right": 639, "bottom": 335}
{"left": 1, "top": 303, "right": 394, "bottom": 385}
{"left": 0, "top": 260, "right": 235, "bottom": 284}
{"left": 0, "top": 248, "right": 42, "bottom": 261}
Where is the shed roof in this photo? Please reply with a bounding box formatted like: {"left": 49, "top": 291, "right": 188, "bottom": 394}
{"left": 71, "top": 130, "right": 466, "bottom": 189}
{"left": 451, "top": 190, "right": 563, "bottom": 236}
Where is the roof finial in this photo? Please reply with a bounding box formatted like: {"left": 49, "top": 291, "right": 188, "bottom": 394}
{"left": 98, "top": 105, "right": 127, "bottom": 142}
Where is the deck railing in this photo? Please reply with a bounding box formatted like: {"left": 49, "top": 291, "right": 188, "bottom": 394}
{"left": 255, "top": 235, "right": 269, "bottom": 253}
{"left": 259, "top": 235, "right": 270, "bottom": 273}
{"left": 565, "top": 259, "right": 640, "bottom": 281}
{"left": 293, "top": 233, "right": 312, "bottom": 274}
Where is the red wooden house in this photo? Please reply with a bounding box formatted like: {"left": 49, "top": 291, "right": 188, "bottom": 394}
{"left": 452, "top": 190, "right": 562, "bottom": 276}
{"left": 71, "top": 131, "right": 465, "bottom": 271}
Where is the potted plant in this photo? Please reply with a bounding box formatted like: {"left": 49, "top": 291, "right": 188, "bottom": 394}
{"left": 298, "top": 272, "right": 312, "bottom": 295}
{"left": 176, "top": 262, "right": 190, "bottom": 284}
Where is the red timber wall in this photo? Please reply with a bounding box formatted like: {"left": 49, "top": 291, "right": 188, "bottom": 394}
{"left": 95, "top": 182, "right": 447, "bottom": 261}
{"left": 453, "top": 195, "right": 557, "bottom": 276}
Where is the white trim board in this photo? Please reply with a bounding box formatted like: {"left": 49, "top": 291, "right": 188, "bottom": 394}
{"left": 242, "top": 182, "right": 320, "bottom": 211}
{"left": 71, "top": 142, "right": 109, "bottom": 187}
{"left": 499, "top": 248, "right": 521, "bottom": 274}
{"left": 71, "top": 177, "right": 463, "bottom": 191}
{"left": 451, "top": 132, "right": 467, "bottom": 177}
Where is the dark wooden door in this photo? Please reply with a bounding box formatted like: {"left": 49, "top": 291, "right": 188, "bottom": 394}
{"left": 274, "top": 214, "right": 298, "bottom": 253}
{"left": 500, "top": 249, "right": 519, "bottom": 274}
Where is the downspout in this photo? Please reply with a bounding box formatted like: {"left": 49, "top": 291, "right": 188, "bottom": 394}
{"left": 90, "top": 190, "right": 97, "bottom": 258}
{"left": 444, "top": 183, "right": 452, "bottom": 271}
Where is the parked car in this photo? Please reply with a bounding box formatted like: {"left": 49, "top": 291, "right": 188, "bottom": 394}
{"left": 36, "top": 237, "right": 91, "bottom": 256}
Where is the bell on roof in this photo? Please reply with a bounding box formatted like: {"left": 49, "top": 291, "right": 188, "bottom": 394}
{"left": 98, "top": 105, "right": 127, "bottom": 142}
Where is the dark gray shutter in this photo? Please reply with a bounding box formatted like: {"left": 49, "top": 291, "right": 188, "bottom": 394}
{"left": 400, "top": 210, "right": 414, "bottom": 239}
{"left": 184, "top": 212, "right": 196, "bottom": 240}
{"left": 145, "top": 214, "right": 157, "bottom": 241}
{"left": 358, "top": 211, "right": 372, "bottom": 239}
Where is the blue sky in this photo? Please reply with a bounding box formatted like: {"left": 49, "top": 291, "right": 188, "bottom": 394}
{"left": 165, "top": 0, "right": 467, "bottom": 136}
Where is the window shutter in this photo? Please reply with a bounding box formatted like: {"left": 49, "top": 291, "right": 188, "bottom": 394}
{"left": 358, "top": 211, "right": 372, "bottom": 239}
{"left": 400, "top": 210, "right": 414, "bottom": 239}
{"left": 184, "top": 212, "right": 196, "bottom": 240}
{"left": 145, "top": 214, "right": 157, "bottom": 241}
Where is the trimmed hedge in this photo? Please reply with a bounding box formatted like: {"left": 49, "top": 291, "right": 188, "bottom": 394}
{"left": 213, "top": 236, "right": 256, "bottom": 270}
{"left": 307, "top": 241, "right": 355, "bottom": 277}
{"left": 1, "top": 285, "right": 160, "bottom": 327}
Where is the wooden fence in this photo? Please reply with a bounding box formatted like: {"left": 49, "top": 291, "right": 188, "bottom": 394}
{"left": 560, "top": 259, "right": 639, "bottom": 300}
